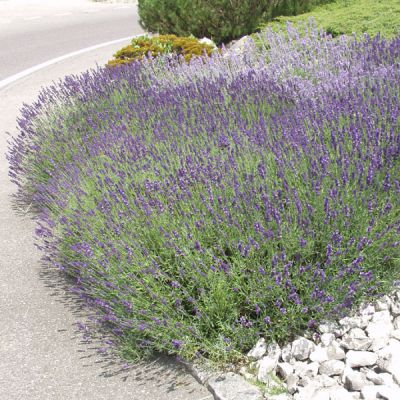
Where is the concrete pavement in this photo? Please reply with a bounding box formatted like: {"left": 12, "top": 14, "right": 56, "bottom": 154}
{"left": 0, "top": 14, "right": 213, "bottom": 400}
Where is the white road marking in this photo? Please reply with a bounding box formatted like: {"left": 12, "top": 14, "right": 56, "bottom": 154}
{"left": 0, "top": 35, "right": 139, "bottom": 90}
{"left": 0, "top": 19, "right": 12, "bottom": 24}
{"left": 23, "top": 16, "right": 42, "bottom": 21}
{"left": 113, "top": 5, "right": 131, "bottom": 9}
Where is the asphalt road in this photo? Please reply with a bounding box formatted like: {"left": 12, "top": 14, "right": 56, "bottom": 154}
{"left": 0, "top": 1, "right": 213, "bottom": 399}
{"left": 0, "top": 0, "right": 142, "bottom": 80}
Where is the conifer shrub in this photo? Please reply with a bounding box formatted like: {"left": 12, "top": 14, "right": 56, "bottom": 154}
{"left": 137, "top": 0, "right": 334, "bottom": 44}
{"left": 107, "top": 34, "right": 216, "bottom": 67}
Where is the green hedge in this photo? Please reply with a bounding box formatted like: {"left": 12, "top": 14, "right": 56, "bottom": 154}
{"left": 138, "top": 0, "right": 334, "bottom": 44}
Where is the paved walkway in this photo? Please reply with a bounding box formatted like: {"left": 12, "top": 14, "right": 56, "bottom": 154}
{"left": 0, "top": 42, "right": 212, "bottom": 400}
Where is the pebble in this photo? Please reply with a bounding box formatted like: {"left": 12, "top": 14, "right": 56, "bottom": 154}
{"left": 239, "top": 289, "right": 400, "bottom": 399}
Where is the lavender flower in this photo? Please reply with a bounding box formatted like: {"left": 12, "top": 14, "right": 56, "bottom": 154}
{"left": 7, "top": 23, "right": 399, "bottom": 365}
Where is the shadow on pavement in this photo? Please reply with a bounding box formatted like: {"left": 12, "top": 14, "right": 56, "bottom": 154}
{"left": 36, "top": 254, "right": 198, "bottom": 395}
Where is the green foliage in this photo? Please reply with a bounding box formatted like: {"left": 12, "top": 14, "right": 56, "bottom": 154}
{"left": 138, "top": 0, "right": 334, "bottom": 45}
{"left": 272, "top": 0, "right": 332, "bottom": 15}
{"left": 107, "top": 34, "right": 215, "bottom": 67}
{"left": 259, "top": 0, "right": 400, "bottom": 39}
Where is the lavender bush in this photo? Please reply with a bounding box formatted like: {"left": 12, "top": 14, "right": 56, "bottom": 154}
{"left": 8, "top": 24, "right": 400, "bottom": 364}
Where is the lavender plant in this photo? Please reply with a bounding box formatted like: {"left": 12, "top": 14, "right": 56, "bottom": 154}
{"left": 8, "top": 24, "right": 400, "bottom": 364}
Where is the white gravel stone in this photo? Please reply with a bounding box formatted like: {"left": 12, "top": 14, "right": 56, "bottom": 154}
{"left": 319, "top": 321, "right": 340, "bottom": 334}
{"left": 310, "top": 346, "right": 329, "bottom": 363}
{"left": 294, "top": 384, "right": 327, "bottom": 400}
{"left": 319, "top": 360, "right": 345, "bottom": 376}
{"left": 276, "top": 362, "right": 294, "bottom": 380}
{"left": 314, "top": 374, "right": 338, "bottom": 388}
{"left": 291, "top": 337, "right": 315, "bottom": 361}
{"left": 320, "top": 333, "right": 336, "bottom": 347}
{"left": 248, "top": 338, "right": 267, "bottom": 360}
{"left": 310, "top": 388, "right": 331, "bottom": 400}
{"left": 326, "top": 341, "right": 346, "bottom": 360}
{"left": 339, "top": 316, "right": 368, "bottom": 331}
{"left": 371, "top": 337, "right": 391, "bottom": 352}
{"left": 286, "top": 373, "right": 299, "bottom": 394}
{"left": 224, "top": 36, "right": 255, "bottom": 59}
{"left": 366, "top": 312, "right": 393, "bottom": 351}
{"left": 298, "top": 375, "right": 312, "bottom": 387}
{"left": 360, "top": 385, "right": 381, "bottom": 400}
{"left": 378, "top": 373, "right": 394, "bottom": 386}
{"left": 346, "top": 350, "right": 377, "bottom": 368}
{"left": 360, "top": 304, "right": 375, "bottom": 317}
{"left": 257, "top": 358, "right": 279, "bottom": 383}
{"left": 365, "top": 369, "right": 384, "bottom": 385}
{"left": 281, "top": 343, "right": 294, "bottom": 364}
{"left": 349, "top": 327, "right": 368, "bottom": 338}
{"left": 256, "top": 342, "right": 281, "bottom": 382}
{"left": 334, "top": 325, "right": 351, "bottom": 338}
{"left": 329, "top": 386, "right": 356, "bottom": 400}
{"left": 267, "top": 342, "right": 282, "bottom": 358}
{"left": 239, "top": 366, "right": 255, "bottom": 381}
{"left": 372, "top": 310, "right": 392, "bottom": 324}
{"left": 376, "top": 339, "right": 400, "bottom": 385}
{"left": 343, "top": 370, "right": 372, "bottom": 391}
{"left": 266, "top": 394, "right": 293, "bottom": 400}
{"left": 341, "top": 329, "right": 372, "bottom": 351}
{"left": 375, "top": 296, "right": 392, "bottom": 311}
{"left": 376, "top": 385, "right": 400, "bottom": 400}
{"left": 390, "top": 329, "right": 400, "bottom": 340}
{"left": 340, "top": 336, "right": 372, "bottom": 351}
{"left": 198, "top": 37, "right": 217, "bottom": 48}
{"left": 207, "top": 372, "right": 263, "bottom": 400}
{"left": 243, "top": 290, "right": 400, "bottom": 400}
{"left": 391, "top": 301, "right": 400, "bottom": 316}
{"left": 339, "top": 316, "right": 357, "bottom": 329}
{"left": 294, "top": 361, "right": 319, "bottom": 378}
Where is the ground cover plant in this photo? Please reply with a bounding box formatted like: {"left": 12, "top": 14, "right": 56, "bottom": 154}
{"left": 8, "top": 24, "right": 400, "bottom": 366}
{"left": 259, "top": 0, "right": 400, "bottom": 39}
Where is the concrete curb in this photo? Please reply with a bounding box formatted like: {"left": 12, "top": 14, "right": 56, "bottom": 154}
{"left": 182, "top": 361, "right": 264, "bottom": 400}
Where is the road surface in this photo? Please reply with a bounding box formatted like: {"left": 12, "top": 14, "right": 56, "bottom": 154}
{"left": 0, "top": 0, "right": 141, "bottom": 80}
{"left": 0, "top": 1, "right": 212, "bottom": 399}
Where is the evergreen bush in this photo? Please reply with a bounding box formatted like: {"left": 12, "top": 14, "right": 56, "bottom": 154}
{"left": 138, "top": 0, "right": 333, "bottom": 44}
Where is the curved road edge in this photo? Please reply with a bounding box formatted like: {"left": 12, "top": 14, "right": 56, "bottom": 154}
{"left": 0, "top": 36, "right": 139, "bottom": 90}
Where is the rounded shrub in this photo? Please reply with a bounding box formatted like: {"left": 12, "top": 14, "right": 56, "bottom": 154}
{"left": 137, "top": 0, "right": 335, "bottom": 44}
{"left": 107, "top": 34, "right": 216, "bottom": 67}
{"left": 8, "top": 26, "right": 400, "bottom": 365}
{"left": 138, "top": 0, "right": 277, "bottom": 45}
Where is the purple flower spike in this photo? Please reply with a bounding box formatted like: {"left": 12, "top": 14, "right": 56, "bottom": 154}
{"left": 172, "top": 339, "right": 184, "bottom": 349}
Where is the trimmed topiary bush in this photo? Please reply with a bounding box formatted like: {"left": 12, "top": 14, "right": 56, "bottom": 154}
{"left": 107, "top": 34, "right": 216, "bottom": 67}
{"left": 137, "top": 0, "right": 334, "bottom": 44}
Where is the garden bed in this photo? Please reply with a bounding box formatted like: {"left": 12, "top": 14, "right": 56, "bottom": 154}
{"left": 8, "top": 24, "right": 400, "bottom": 372}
